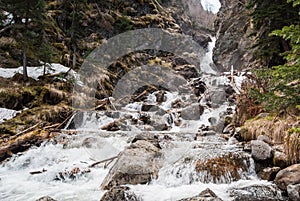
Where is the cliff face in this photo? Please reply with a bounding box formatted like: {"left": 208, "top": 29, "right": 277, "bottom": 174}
{"left": 213, "top": 0, "right": 255, "bottom": 71}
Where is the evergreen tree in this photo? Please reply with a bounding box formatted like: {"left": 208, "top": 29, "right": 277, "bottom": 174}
{"left": 247, "top": 0, "right": 299, "bottom": 67}
{"left": 0, "top": 0, "right": 47, "bottom": 81}
{"left": 59, "top": 0, "right": 87, "bottom": 69}
{"left": 252, "top": 0, "right": 300, "bottom": 113}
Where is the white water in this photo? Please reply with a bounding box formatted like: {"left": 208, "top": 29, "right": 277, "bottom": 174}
{"left": 0, "top": 15, "right": 272, "bottom": 200}
{"left": 0, "top": 43, "right": 269, "bottom": 201}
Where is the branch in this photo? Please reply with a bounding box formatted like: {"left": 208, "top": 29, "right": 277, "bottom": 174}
{"left": 88, "top": 155, "right": 119, "bottom": 168}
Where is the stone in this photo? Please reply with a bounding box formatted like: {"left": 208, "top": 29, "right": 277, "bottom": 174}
{"left": 258, "top": 167, "right": 280, "bottom": 181}
{"left": 36, "top": 196, "right": 57, "bottom": 201}
{"left": 174, "top": 64, "right": 199, "bottom": 79}
{"left": 178, "top": 188, "right": 222, "bottom": 201}
{"left": 273, "top": 151, "right": 288, "bottom": 168}
{"left": 274, "top": 164, "right": 300, "bottom": 191}
{"left": 181, "top": 103, "right": 204, "bottom": 120}
{"left": 100, "top": 186, "right": 138, "bottom": 201}
{"left": 250, "top": 140, "right": 272, "bottom": 161}
{"left": 100, "top": 140, "right": 162, "bottom": 190}
{"left": 230, "top": 184, "right": 285, "bottom": 201}
{"left": 287, "top": 184, "right": 300, "bottom": 201}
{"left": 141, "top": 104, "right": 160, "bottom": 112}
{"left": 195, "top": 152, "right": 250, "bottom": 183}
{"left": 257, "top": 135, "right": 273, "bottom": 145}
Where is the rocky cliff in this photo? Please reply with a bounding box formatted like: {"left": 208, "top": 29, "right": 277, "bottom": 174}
{"left": 213, "top": 0, "right": 256, "bottom": 71}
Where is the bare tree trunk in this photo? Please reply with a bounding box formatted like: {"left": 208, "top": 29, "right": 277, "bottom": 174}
{"left": 22, "top": 15, "right": 29, "bottom": 81}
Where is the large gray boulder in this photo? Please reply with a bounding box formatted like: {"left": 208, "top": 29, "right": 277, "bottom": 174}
{"left": 250, "top": 140, "right": 272, "bottom": 161}
{"left": 181, "top": 103, "right": 204, "bottom": 120}
{"left": 100, "top": 140, "right": 162, "bottom": 190}
{"left": 275, "top": 164, "right": 300, "bottom": 191}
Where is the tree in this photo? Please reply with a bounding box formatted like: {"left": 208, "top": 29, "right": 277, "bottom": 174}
{"left": 247, "top": 0, "right": 299, "bottom": 67}
{"left": 59, "top": 0, "right": 87, "bottom": 70}
{"left": 251, "top": 0, "right": 300, "bottom": 113}
{"left": 0, "top": 0, "right": 47, "bottom": 81}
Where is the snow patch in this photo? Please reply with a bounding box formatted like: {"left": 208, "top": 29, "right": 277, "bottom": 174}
{"left": 0, "top": 63, "right": 73, "bottom": 80}
{"left": 201, "top": 0, "right": 221, "bottom": 14}
{"left": 0, "top": 108, "right": 19, "bottom": 123}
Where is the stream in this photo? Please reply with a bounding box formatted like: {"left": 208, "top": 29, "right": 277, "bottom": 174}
{"left": 0, "top": 37, "right": 279, "bottom": 201}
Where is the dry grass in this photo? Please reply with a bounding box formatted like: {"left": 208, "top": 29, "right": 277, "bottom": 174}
{"left": 242, "top": 115, "right": 300, "bottom": 164}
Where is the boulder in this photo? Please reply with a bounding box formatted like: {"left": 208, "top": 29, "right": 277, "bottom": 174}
{"left": 287, "top": 184, "right": 300, "bottom": 201}
{"left": 258, "top": 167, "right": 280, "bottom": 181}
{"left": 36, "top": 196, "right": 57, "bottom": 201}
{"left": 250, "top": 140, "right": 272, "bottom": 161}
{"left": 100, "top": 140, "right": 162, "bottom": 190}
{"left": 181, "top": 103, "right": 204, "bottom": 120}
{"left": 273, "top": 151, "right": 288, "bottom": 168}
{"left": 100, "top": 186, "right": 138, "bottom": 201}
{"left": 230, "top": 184, "right": 285, "bottom": 201}
{"left": 195, "top": 152, "right": 250, "bottom": 183}
{"left": 257, "top": 135, "right": 273, "bottom": 145}
{"left": 274, "top": 164, "right": 300, "bottom": 191}
{"left": 178, "top": 188, "right": 222, "bottom": 201}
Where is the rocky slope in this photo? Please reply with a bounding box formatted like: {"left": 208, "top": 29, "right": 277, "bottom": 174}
{"left": 213, "top": 0, "right": 256, "bottom": 71}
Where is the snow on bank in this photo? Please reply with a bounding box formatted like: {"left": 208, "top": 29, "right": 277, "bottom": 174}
{"left": 201, "top": 0, "right": 221, "bottom": 14}
{"left": 0, "top": 108, "right": 20, "bottom": 123}
{"left": 0, "top": 63, "right": 71, "bottom": 80}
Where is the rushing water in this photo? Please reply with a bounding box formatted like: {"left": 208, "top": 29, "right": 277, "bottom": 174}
{"left": 0, "top": 38, "right": 273, "bottom": 201}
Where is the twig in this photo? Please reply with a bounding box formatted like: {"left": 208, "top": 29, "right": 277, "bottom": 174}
{"left": 30, "top": 169, "right": 47, "bottom": 175}
{"left": 44, "top": 123, "right": 60, "bottom": 130}
{"left": 56, "top": 111, "right": 76, "bottom": 129}
{"left": 88, "top": 155, "right": 118, "bottom": 168}
{"left": 16, "top": 123, "right": 40, "bottom": 137}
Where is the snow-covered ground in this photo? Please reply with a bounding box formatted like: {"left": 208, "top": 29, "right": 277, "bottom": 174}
{"left": 201, "top": 0, "right": 221, "bottom": 13}
{"left": 0, "top": 63, "right": 71, "bottom": 80}
{"left": 0, "top": 108, "right": 20, "bottom": 123}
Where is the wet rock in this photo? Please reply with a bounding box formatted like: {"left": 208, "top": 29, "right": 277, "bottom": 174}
{"left": 155, "top": 91, "right": 165, "bottom": 103}
{"left": 131, "top": 133, "right": 160, "bottom": 148}
{"left": 36, "top": 196, "right": 57, "bottom": 201}
{"left": 273, "top": 151, "right": 288, "bottom": 168}
{"left": 178, "top": 188, "right": 222, "bottom": 201}
{"left": 251, "top": 140, "right": 272, "bottom": 161}
{"left": 225, "top": 85, "right": 235, "bottom": 97}
{"left": 195, "top": 152, "right": 250, "bottom": 183}
{"left": 230, "top": 184, "right": 285, "bottom": 201}
{"left": 174, "top": 64, "right": 199, "bottom": 79}
{"left": 141, "top": 104, "right": 160, "bottom": 112}
{"left": 155, "top": 107, "right": 167, "bottom": 116}
{"left": 100, "top": 186, "right": 138, "bottom": 201}
{"left": 258, "top": 167, "right": 280, "bottom": 181}
{"left": 274, "top": 164, "right": 300, "bottom": 191}
{"left": 193, "top": 33, "right": 212, "bottom": 48}
{"left": 191, "top": 79, "right": 206, "bottom": 97}
{"left": 104, "top": 111, "right": 121, "bottom": 119}
{"left": 181, "top": 103, "right": 204, "bottom": 120}
{"left": 101, "top": 140, "right": 162, "bottom": 190}
{"left": 287, "top": 184, "right": 300, "bottom": 201}
{"left": 207, "top": 89, "right": 227, "bottom": 107}
{"left": 54, "top": 167, "right": 91, "bottom": 181}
